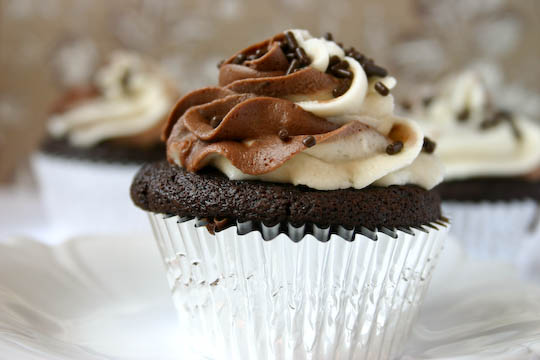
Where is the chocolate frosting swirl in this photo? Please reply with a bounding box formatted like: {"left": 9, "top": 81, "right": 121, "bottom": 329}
{"left": 165, "top": 29, "right": 444, "bottom": 191}
{"left": 165, "top": 33, "right": 355, "bottom": 175}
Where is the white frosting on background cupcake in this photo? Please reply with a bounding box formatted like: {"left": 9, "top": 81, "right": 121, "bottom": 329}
{"left": 407, "top": 70, "right": 540, "bottom": 180}
{"left": 49, "top": 51, "right": 178, "bottom": 148}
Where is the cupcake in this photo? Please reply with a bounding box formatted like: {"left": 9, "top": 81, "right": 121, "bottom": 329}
{"left": 32, "top": 51, "right": 179, "bottom": 239}
{"left": 402, "top": 70, "right": 540, "bottom": 269}
{"left": 131, "top": 30, "right": 448, "bottom": 359}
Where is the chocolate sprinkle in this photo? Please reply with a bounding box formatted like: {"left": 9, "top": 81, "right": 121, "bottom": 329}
{"left": 480, "top": 110, "right": 510, "bottom": 130}
{"left": 217, "top": 59, "right": 225, "bottom": 68}
{"left": 331, "top": 60, "right": 349, "bottom": 71}
{"left": 355, "top": 54, "right": 367, "bottom": 66}
{"left": 232, "top": 53, "right": 246, "bottom": 64}
{"left": 286, "top": 52, "right": 296, "bottom": 60}
{"left": 332, "top": 68, "right": 352, "bottom": 78}
{"left": 295, "top": 47, "right": 310, "bottom": 65}
{"left": 400, "top": 100, "right": 412, "bottom": 111}
{"left": 302, "top": 135, "right": 316, "bottom": 147}
{"left": 479, "top": 109, "right": 521, "bottom": 139}
{"left": 422, "top": 137, "right": 437, "bottom": 154}
{"left": 422, "top": 96, "right": 434, "bottom": 107}
{"left": 323, "top": 32, "right": 333, "bottom": 41}
{"left": 329, "top": 60, "right": 351, "bottom": 78}
{"left": 480, "top": 111, "right": 502, "bottom": 129}
{"left": 278, "top": 128, "right": 290, "bottom": 142}
{"left": 457, "top": 108, "right": 470, "bottom": 122}
{"left": 386, "top": 141, "right": 404, "bottom": 155}
{"left": 120, "top": 69, "right": 132, "bottom": 93}
{"left": 332, "top": 78, "right": 352, "bottom": 98}
{"left": 285, "top": 31, "right": 299, "bottom": 50}
{"left": 363, "top": 63, "right": 388, "bottom": 78}
{"left": 480, "top": 118, "right": 499, "bottom": 130}
{"left": 328, "top": 55, "right": 341, "bottom": 68}
{"left": 286, "top": 58, "right": 299, "bottom": 75}
{"left": 509, "top": 119, "right": 522, "bottom": 140}
{"left": 210, "top": 115, "right": 222, "bottom": 128}
{"left": 495, "top": 109, "right": 512, "bottom": 121}
{"left": 374, "top": 81, "right": 389, "bottom": 96}
{"left": 345, "top": 48, "right": 367, "bottom": 65}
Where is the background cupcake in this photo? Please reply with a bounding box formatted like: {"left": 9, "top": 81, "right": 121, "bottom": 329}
{"left": 402, "top": 70, "right": 540, "bottom": 275}
{"left": 32, "top": 51, "right": 179, "bottom": 239}
{"left": 131, "top": 29, "right": 449, "bottom": 359}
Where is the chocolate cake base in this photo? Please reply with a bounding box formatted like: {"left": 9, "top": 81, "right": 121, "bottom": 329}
{"left": 41, "top": 137, "right": 166, "bottom": 164}
{"left": 436, "top": 177, "right": 540, "bottom": 202}
{"left": 131, "top": 161, "right": 442, "bottom": 229}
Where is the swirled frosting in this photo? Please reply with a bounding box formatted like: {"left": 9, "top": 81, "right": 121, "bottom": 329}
{"left": 404, "top": 71, "right": 540, "bottom": 181}
{"left": 48, "top": 51, "right": 178, "bottom": 148}
{"left": 165, "top": 30, "right": 443, "bottom": 190}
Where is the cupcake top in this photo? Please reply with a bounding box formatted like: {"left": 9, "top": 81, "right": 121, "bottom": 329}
{"left": 164, "top": 29, "right": 443, "bottom": 191}
{"left": 403, "top": 70, "right": 540, "bottom": 181}
{"left": 48, "top": 51, "right": 178, "bottom": 148}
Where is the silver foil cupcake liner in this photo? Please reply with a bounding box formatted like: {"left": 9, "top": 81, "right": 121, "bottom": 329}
{"left": 443, "top": 200, "right": 540, "bottom": 278}
{"left": 148, "top": 212, "right": 449, "bottom": 360}
{"left": 31, "top": 153, "right": 151, "bottom": 239}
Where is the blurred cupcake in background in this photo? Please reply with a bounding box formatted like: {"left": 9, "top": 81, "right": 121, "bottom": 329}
{"left": 400, "top": 70, "right": 540, "bottom": 275}
{"left": 32, "top": 51, "right": 179, "bottom": 239}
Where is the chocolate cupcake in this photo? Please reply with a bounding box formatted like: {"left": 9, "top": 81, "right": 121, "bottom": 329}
{"left": 32, "top": 51, "right": 179, "bottom": 238}
{"left": 403, "top": 70, "right": 540, "bottom": 273}
{"left": 131, "top": 30, "right": 449, "bottom": 359}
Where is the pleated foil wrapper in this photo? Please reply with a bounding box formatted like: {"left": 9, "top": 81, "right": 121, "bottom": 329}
{"left": 31, "top": 153, "right": 152, "bottom": 239}
{"left": 148, "top": 212, "right": 449, "bottom": 360}
{"left": 443, "top": 200, "right": 540, "bottom": 279}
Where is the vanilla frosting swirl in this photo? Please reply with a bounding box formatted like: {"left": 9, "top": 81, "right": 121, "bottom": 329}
{"left": 165, "top": 30, "right": 443, "bottom": 190}
{"left": 48, "top": 51, "right": 178, "bottom": 148}
{"left": 408, "top": 71, "right": 540, "bottom": 180}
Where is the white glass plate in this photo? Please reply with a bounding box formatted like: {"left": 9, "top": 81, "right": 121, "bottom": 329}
{"left": 0, "top": 235, "right": 539, "bottom": 360}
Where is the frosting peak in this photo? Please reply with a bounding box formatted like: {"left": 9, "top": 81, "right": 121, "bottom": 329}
{"left": 49, "top": 51, "right": 178, "bottom": 148}
{"left": 165, "top": 30, "right": 443, "bottom": 190}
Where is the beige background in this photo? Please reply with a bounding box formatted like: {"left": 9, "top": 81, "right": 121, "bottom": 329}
{"left": 1, "top": 0, "right": 539, "bottom": 181}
